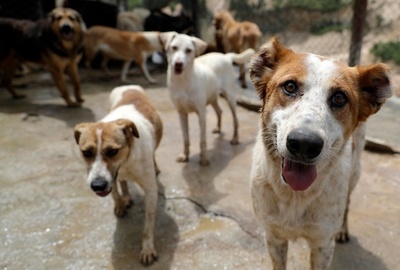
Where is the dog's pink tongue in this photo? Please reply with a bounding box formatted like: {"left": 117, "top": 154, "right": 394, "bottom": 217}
{"left": 282, "top": 159, "right": 317, "bottom": 191}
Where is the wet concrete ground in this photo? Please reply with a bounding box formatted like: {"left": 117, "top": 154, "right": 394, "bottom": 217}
{"left": 0, "top": 69, "right": 399, "bottom": 270}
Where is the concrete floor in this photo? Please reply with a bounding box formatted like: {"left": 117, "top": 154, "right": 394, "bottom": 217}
{"left": 0, "top": 69, "right": 399, "bottom": 270}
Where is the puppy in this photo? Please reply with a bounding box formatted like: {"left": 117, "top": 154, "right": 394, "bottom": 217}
{"left": 213, "top": 10, "right": 262, "bottom": 88}
{"left": 74, "top": 85, "right": 162, "bottom": 265}
{"left": 160, "top": 32, "right": 254, "bottom": 166}
{"left": 84, "top": 26, "right": 164, "bottom": 83}
{"left": 249, "top": 37, "right": 392, "bottom": 269}
{"left": 0, "top": 8, "right": 86, "bottom": 107}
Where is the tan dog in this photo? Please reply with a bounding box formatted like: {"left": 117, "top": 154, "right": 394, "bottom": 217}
{"left": 0, "top": 8, "right": 86, "bottom": 107}
{"left": 213, "top": 10, "right": 262, "bottom": 88}
{"left": 84, "top": 26, "right": 164, "bottom": 83}
{"left": 74, "top": 85, "right": 162, "bottom": 265}
{"left": 249, "top": 38, "right": 392, "bottom": 269}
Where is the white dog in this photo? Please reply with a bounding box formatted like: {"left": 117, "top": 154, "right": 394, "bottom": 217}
{"left": 160, "top": 32, "right": 254, "bottom": 165}
{"left": 74, "top": 85, "right": 162, "bottom": 265}
{"left": 249, "top": 37, "right": 392, "bottom": 269}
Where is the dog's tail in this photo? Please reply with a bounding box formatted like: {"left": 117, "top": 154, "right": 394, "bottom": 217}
{"left": 225, "top": 48, "right": 255, "bottom": 65}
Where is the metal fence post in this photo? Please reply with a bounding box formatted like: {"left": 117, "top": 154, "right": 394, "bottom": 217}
{"left": 348, "top": 0, "right": 368, "bottom": 67}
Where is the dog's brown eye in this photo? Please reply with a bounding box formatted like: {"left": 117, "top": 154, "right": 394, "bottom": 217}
{"left": 330, "top": 91, "right": 348, "bottom": 108}
{"left": 185, "top": 48, "right": 192, "bottom": 54}
{"left": 106, "top": 148, "right": 119, "bottom": 158}
{"left": 282, "top": 81, "right": 298, "bottom": 96}
{"left": 171, "top": 46, "right": 178, "bottom": 51}
{"left": 82, "top": 149, "right": 94, "bottom": 158}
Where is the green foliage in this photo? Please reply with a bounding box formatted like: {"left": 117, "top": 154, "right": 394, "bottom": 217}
{"left": 273, "top": 0, "right": 351, "bottom": 12}
{"left": 371, "top": 41, "right": 400, "bottom": 65}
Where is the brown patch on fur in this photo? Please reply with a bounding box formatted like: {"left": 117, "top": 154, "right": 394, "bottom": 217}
{"left": 114, "top": 89, "right": 163, "bottom": 148}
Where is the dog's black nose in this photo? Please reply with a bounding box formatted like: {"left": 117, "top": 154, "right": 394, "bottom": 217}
{"left": 174, "top": 62, "right": 183, "bottom": 68}
{"left": 90, "top": 177, "right": 108, "bottom": 192}
{"left": 61, "top": 24, "right": 72, "bottom": 32}
{"left": 286, "top": 128, "right": 324, "bottom": 160}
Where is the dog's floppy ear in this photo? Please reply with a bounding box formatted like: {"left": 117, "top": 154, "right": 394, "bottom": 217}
{"left": 190, "top": 36, "right": 207, "bottom": 56}
{"left": 74, "top": 123, "right": 89, "bottom": 144}
{"left": 357, "top": 63, "right": 392, "bottom": 122}
{"left": 115, "top": 119, "right": 140, "bottom": 144}
{"left": 159, "top": 31, "right": 178, "bottom": 51}
{"left": 249, "top": 37, "right": 293, "bottom": 101}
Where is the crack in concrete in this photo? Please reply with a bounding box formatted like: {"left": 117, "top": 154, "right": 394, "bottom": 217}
{"left": 159, "top": 192, "right": 258, "bottom": 239}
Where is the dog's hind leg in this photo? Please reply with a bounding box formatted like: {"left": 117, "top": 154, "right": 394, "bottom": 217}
{"left": 176, "top": 113, "right": 190, "bottom": 163}
{"left": 1, "top": 56, "right": 25, "bottom": 99}
{"left": 138, "top": 55, "right": 156, "bottom": 84}
{"left": 223, "top": 92, "right": 239, "bottom": 145}
{"left": 121, "top": 60, "right": 132, "bottom": 82}
{"left": 198, "top": 110, "right": 210, "bottom": 166}
{"left": 210, "top": 100, "right": 222, "bottom": 134}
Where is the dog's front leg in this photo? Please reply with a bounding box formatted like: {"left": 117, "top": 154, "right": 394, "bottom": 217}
{"left": 49, "top": 69, "right": 79, "bottom": 107}
{"left": 310, "top": 240, "right": 335, "bottom": 270}
{"left": 112, "top": 181, "right": 130, "bottom": 218}
{"left": 66, "top": 61, "right": 84, "bottom": 104}
{"left": 139, "top": 179, "right": 158, "bottom": 265}
{"left": 176, "top": 113, "right": 190, "bottom": 163}
{"left": 139, "top": 60, "right": 157, "bottom": 84}
{"left": 198, "top": 111, "right": 209, "bottom": 166}
{"left": 266, "top": 234, "right": 288, "bottom": 270}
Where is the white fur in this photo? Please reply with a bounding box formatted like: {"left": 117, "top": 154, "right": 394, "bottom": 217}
{"left": 76, "top": 85, "right": 159, "bottom": 265}
{"left": 249, "top": 42, "right": 392, "bottom": 269}
{"left": 161, "top": 33, "right": 253, "bottom": 165}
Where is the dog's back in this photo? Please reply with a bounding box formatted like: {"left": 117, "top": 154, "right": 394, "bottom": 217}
{"left": 105, "top": 85, "right": 162, "bottom": 149}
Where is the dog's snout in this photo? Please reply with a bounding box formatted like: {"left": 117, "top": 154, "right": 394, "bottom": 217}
{"left": 286, "top": 128, "right": 324, "bottom": 160}
{"left": 90, "top": 177, "right": 108, "bottom": 192}
{"left": 174, "top": 61, "right": 183, "bottom": 68}
{"left": 61, "top": 24, "right": 72, "bottom": 32}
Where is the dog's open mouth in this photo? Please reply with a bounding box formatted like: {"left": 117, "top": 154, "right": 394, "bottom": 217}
{"left": 281, "top": 158, "right": 317, "bottom": 191}
{"left": 60, "top": 25, "right": 74, "bottom": 41}
{"left": 174, "top": 64, "right": 183, "bottom": 74}
{"left": 95, "top": 188, "right": 112, "bottom": 197}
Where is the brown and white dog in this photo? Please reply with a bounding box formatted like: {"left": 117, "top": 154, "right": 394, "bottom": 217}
{"left": 74, "top": 85, "right": 162, "bottom": 265}
{"left": 213, "top": 10, "right": 262, "bottom": 88}
{"left": 0, "top": 8, "right": 86, "bottom": 107}
{"left": 161, "top": 32, "right": 254, "bottom": 166}
{"left": 84, "top": 26, "right": 164, "bottom": 83}
{"left": 249, "top": 38, "right": 392, "bottom": 269}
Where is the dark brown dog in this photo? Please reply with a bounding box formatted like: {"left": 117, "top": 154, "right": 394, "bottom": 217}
{"left": 0, "top": 8, "right": 86, "bottom": 107}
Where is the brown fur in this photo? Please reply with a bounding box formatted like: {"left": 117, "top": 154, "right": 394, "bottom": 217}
{"left": 0, "top": 8, "right": 86, "bottom": 107}
{"left": 213, "top": 10, "right": 262, "bottom": 88}
{"left": 84, "top": 26, "right": 162, "bottom": 83}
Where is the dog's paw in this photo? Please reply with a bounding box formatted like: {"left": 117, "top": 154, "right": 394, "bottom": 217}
{"left": 212, "top": 127, "right": 221, "bottom": 134}
{"left": 122, "top": 196, "right": 134, "bottom": 209}
{"left": 140, "top": 248, "right": 158, "bottom": 266}
{"left": 335, "top": 231, "right": 350, "bottom": 243}
{"left": 176, "top": 154, "right": 189, "bottom": 163}
{"left": 114, "top": 205, "right": 128, "bottom": 218}
{"left": 67, "top": 101, "right": 82, "bottom": 108}
{"left": 230, "top": 138, "right": 239, "bottom": 145}
{"left": 199, "top": 158, "right": 210, "bottom": 166}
